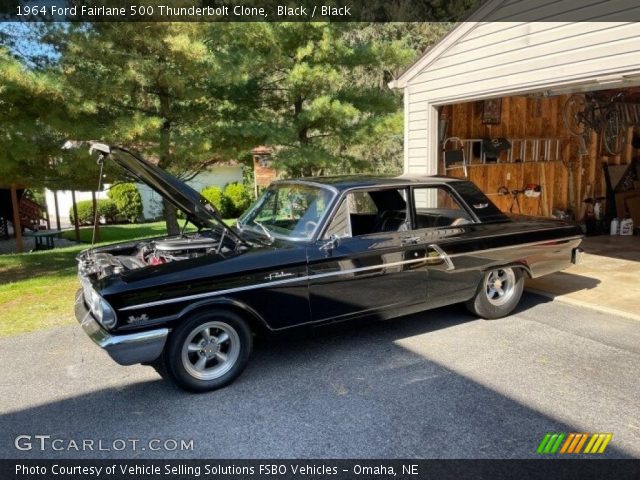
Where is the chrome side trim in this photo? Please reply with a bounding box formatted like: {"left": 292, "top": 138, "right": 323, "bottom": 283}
{"left": 120, "top": 276, "right": 307, "bottom": 312}
{"left": 121, "top": 256, "right": 428, "bottom": 311}
{"left": 429, "top": 244, "right": 455, "bottom": 271}
{"left": 446, "top": 235, "right": 583, "bottom": 259}
{"left": 119, "top": 235, "right": 583, "bottom": 312}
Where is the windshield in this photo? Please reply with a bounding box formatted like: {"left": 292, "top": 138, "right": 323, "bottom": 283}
{"left": 238, "top": 183, "right": 335, "bottom": 241}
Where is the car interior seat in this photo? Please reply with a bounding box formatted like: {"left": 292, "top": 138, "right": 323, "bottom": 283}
{"left": 374, "top": 210, "right": 408, "bottom": 232}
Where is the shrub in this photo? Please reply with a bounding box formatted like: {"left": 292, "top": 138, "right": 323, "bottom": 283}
{"left": 108, "top": 183, "right": 143, "bottom": 223}
{"left": 69, "top": 199, "right": 118, "bottom": 225}
{"left": 99, "top": 200, "right": 119, "bottom": 224}
{"left": 200, "top": 186, "right": 229, "bottom": 217}
{"left": 223, "top": 182, "right": 252, "bottom": 218}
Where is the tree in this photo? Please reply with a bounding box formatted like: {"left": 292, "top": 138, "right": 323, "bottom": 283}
{"left": 208, "top": 23, "right": 452, "bottom": 177}
{"left": 42, "top": 22, "right": 260, "bottom": 234}
{"left": 0, "top": 44, "right": 102, "bottom": 192}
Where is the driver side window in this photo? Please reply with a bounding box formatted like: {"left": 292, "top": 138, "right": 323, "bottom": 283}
{"left": 323, "top": 188, "right": 409, "bottom": 239}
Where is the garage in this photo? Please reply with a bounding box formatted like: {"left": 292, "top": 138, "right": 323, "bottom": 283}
{"left": 389, "top": 6, "right": 640, "bottom": 317}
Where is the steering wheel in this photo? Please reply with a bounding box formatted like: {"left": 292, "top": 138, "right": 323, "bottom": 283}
{"left": 304, "top": 220, "right": 318, "bottom": 235}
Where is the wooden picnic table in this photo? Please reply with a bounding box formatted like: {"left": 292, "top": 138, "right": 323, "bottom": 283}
{"left": 26, "top": 229, "right": 61, "bottom": 250}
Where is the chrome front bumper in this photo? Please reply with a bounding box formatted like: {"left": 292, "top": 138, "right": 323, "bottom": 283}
{"left": 74, "top": 289, "right": 168, "bottom": 366}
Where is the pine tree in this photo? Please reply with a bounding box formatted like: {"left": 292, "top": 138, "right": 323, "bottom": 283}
{"left": 210, "top": 22, "right": 451, "bottom": 177}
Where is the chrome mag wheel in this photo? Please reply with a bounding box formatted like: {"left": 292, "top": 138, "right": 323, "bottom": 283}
{"left": 484, "top": 268, "right": 516, "bottom": 306}
{"left": 181, "top": 321, "right": 241, "bottom": 381}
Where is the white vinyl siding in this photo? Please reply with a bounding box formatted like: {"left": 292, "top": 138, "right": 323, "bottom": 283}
{"left": 408, "top": 22, "right": 640, "bottom": 103}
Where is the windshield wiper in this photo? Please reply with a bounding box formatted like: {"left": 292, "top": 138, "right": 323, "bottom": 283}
{"left": 252, "top": 220, "right": 274, "bottom": 244}
{"left": 236, "top": 217, "right": 274, "bottom": 244}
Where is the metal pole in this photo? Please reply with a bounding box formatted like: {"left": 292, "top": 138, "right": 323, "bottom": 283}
{"left": 53, "top": 190, "right": 61, "bottom": 231}
{"left": 10, "top": 184, "right": 23, "bottom": 253}
{"left": 91, "top": 191, "right": 100, "bottom": 244}
{"left": 71, "top": 190, "right": 80, "bottom": 242}
{"left": 91, "top": 158, "right": 105, "bottom": 245}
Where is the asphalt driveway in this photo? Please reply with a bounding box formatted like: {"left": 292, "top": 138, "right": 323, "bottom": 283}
{"left": 1, "top": 293, "right": 639, "bottom": 459}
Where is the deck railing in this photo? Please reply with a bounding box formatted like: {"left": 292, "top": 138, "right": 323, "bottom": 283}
{"left": 18, "top": 197, "right": 50, "bottom": 231}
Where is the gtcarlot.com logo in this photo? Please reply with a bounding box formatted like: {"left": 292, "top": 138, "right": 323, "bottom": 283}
{"left": 536, "top": 432, "right": 612, "bottom": 455}
{"left": 14, "top": 435, "right": 194, "bottom": 452}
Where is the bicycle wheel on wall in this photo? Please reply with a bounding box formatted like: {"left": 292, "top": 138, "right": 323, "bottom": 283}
{"left": 603, "top": 110, "right": 623, "bottom": 156}
{"left": 562, "top": 94, "right": 587, "bottom": 136}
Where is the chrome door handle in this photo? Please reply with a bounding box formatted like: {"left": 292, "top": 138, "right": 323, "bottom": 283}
{"left": 428, "top": 244, "right": 455, "bottom": 271}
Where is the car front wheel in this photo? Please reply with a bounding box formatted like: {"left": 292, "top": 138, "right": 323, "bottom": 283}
{"left": 465, "top": 267, "right": 524, "bottom": 319}
{"left": 162, "top": 310, "right": 252, "bottom": 392}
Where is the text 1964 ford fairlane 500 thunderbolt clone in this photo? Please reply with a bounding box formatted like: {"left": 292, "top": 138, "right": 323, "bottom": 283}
{"left": 75, "top": 144, "right": 583, "bottom": 392}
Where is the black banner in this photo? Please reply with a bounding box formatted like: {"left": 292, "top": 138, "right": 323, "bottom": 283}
{"left": 2, "top": 0, "right": 640, "bottom": 22}
{"left": 2, "top": 459, "right": 640, "bottom": 480}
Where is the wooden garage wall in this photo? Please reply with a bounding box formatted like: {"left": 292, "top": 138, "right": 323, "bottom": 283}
{"left": 441, "top": 94, "right": 639, "bottom": 217}
{"left": 401, "top": 18, "right": 640, "bottom": 180}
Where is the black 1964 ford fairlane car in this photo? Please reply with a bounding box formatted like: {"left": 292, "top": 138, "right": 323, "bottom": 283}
{"left": 75, "top": 144, "right": 584, "bottom": 392}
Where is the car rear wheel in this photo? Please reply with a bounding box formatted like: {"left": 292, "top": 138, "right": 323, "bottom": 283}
{"left": 465, "top": 267, "right": 524, "bottom": 319}
{"left": 162, "top": 310, "right": 252, "bottom": 392}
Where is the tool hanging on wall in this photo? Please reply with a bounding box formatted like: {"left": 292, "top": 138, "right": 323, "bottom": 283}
{"left": 498, "top": 186, "right": 523, "bottom": 214}
{"left": 498, "top": 183, "right": 542, "bottom": 215}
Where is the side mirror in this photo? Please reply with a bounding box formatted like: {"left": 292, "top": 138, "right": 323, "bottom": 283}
{"left": 319, "top": 234, "right": 340, "bottom": 253}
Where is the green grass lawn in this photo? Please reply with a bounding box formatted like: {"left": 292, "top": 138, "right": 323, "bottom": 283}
{"left": 59, "top": 220, "right": 190, "bottom": 243}
{"left": 59, "top": 219, "right": 235, "bottom": 243}
{"left": 0, "top": 220, "right": 235, "bottom": 338}
{"left": 0, "top": 244, "right": 85, "bottom": 337}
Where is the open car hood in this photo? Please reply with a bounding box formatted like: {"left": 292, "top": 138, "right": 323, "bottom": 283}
{"left": 89, "top": 143, "right": 244, "bottom": 242}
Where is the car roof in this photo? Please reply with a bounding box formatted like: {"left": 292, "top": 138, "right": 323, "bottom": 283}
{"left": 275, "top": 175, "right": 465, "bottom": 192}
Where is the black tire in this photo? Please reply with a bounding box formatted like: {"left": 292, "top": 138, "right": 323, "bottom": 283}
{"left": 147, "top": 355, "right": 170, "bottom": 380}
{"left": 465, "top": 267, "right": 524, "bottom": 320}
{"left": 164, "top": 310, "right": 253, "bottom": 393}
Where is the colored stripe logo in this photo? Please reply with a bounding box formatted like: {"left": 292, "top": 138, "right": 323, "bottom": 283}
{"left": 537, "top": 433, "right": 612, "bottom": 454}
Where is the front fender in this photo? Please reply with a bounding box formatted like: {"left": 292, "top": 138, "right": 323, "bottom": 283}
{"left": 174, "top": 297, "right": 272, "bottom": 332}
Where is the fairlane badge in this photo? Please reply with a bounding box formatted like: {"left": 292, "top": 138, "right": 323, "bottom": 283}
{"left": 127, "top": 314, "right": 149, "bottom": 324}
{"left": 264, "top": 271, "right": 295, "bottom": 281}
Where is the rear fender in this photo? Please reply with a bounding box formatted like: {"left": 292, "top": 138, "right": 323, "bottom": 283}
{"left": 482, "top": 261, "right": 532, "bottom": 279}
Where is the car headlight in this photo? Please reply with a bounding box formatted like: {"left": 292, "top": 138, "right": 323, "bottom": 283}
{"left": 88, "top": 289, "right": 117, "bottom": 330}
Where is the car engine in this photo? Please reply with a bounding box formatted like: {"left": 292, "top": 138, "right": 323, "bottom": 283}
{"left": 141, "top": 237, "right": 219, "bottom": 264}
{"left": 78, "top": 234, "right": 240, "bottom": 279}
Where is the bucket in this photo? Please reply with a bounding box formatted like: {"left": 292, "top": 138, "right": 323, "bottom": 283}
{"left": 620, "top": 218, "right": 634, "bottom": 236}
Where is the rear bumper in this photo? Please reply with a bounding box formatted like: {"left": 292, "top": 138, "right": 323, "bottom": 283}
{"left": 74, "top": 289, "right": 168, "bottom": 366}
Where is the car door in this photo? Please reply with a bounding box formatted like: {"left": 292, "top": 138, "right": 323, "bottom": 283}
{"left": 306, "top": 187, "right": 429, "bottom": 323}
{"left": 409, "top": 184, "right": 484, "bottom": 308}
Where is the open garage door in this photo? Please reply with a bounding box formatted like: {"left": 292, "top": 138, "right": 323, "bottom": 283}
{"left": 438, "top": 87, "right": 640, "bottom": 234}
